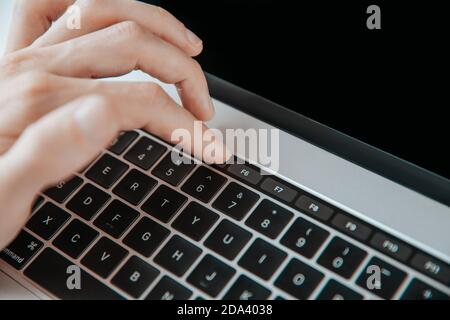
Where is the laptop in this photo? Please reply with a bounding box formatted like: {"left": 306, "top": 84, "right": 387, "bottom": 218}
{"left": 1, "top": 1, "right": 449, "bottom": 300}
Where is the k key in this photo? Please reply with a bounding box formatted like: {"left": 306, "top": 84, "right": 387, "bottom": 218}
{"left": 223, "top": 275, "right": 271, "bottom": 300}
{"left": 213, "top": 182, "right": 260, "bottom": 220}
{"left": 86, "top": 153, "right": 129, "bottom": 189}
{"left": 124, "top": 136, "right": 166, "bottom": 170}
{"left": 26, "top": 202, "right": 70, "bottom": 240}
{"left": 152, "top": 152, "right": 196, "bottom": 186}
{"left": 94, "top": 200, "right": 139, "bottom": 238}
{"left": 181, "top": 166, "right": 227, "bottom": 203}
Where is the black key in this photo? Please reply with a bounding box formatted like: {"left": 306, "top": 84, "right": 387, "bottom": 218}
{"left": 260, "top": 178, "right": 298, "bottom": 203}
{"left": 280, "top": 217, "right": 329, "bottom": 258}
{"left": 410, "top": 253, "right": 450, "bottom": 286}
{"left": 141, "top": 184, "right": 187, "bottom": 223}
{"left": 295, "top": 195, "right": 334, "bottom": 221}
{"left": 275, "top": 258, "right": 324, "bottom": 299}
{"left": 81, "top": 237, "right": 128, "bottom": 278}
{"left": 32, "top": 196, "right": 45, "bottom": 212}
{"left": 86, "top": 153, "right": 129, "bottom": 189}
{"left": 238, "top": 238, "right": 287, "bottom": 280}
{"left": 317, "top": 237, "right": 367, "bottom": 279}
{"left": 53, "top": 219, "right": 99, "bottom": 258}
{"left": 44, "top": 176, "right": 83, "bottom": 203}
{"left": 123, "top": 217, "right": 170, "bottom": 257}
{"left": 124, "top": 136, "right": 166, "bottom": 170}
{"left": 26, "top": 202, "right": 70, "bottom": 240}
{"left": 245, "top": 200, "right": 293, "bottom": 239}
{"left": 152, "top": 151, "right": 196, "bottom": 186}
{"left": 145, "top": 276, "right": 192, "bottom": 300}
{"left": 172, "top": 202, "right": 219, "bottom": 241}
{"left": 0, "top": 231, "right": 43, "bottom": 270}
{"left": 213, "top": 182, "right": 260, "bottom": 220}
{"left": 109, "top": 131, "right": 139, "bottom": 155}
{"left": 154, "top": 235, "right": 202, "bottom": 276}
{"left": 227, "top": 164, "right": 263, "bottom": 185}
{"left": 25, "top": 248, "right": 123, "bottom": 300}
{"left": 181, "top": 166, "right": 227, "bottom": 203}
{"left": 94, "top": 200, "right": 139, "bottom": 238}
{"left": 204, "top": 220, "right": 252, "bottom": 260}
{"left": 113, "top": 169, "right": 157, "bottom": 205}
{"left": 317, "top": 280, "right": 363, "bottom": 300}
{"left": 112, "top": 256, "right": 160, "bottom": 298}
{"left": 187, "top": 254, "right": 236, "bottom": 298}
{"left": 356, "top": 257, "right": 407, "bottom": 299}
{"left": 401, "top": 278, "right": 449, "bottom": 300}
{"left": 66, "top": 183, "right": 111, "bottom": 220}
{"left": 223, "top": 275, "right": 271, "bottom": 300}
{"left": 370, "top": 232, "right": 413, "bottom": 262}
{"left": 331, "top": 213, "right": 372, "bottom": 241}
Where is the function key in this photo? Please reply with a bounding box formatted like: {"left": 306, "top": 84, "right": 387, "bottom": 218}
{"left": 280, "top": 217, "right": 330, "bottom": 258}
{"left": 172, "top": 202, "right": 219, "bottom": 241}
{"left": 331, "top": 213, "right": 372, "bottom": 241}
{"left": 369, "top": 232, "right": 413, "bottom": 262}
{"left": 26, "top": 202, "right": 70, "bottom": 240}
{"left": 260, "top": 178, "right": 298, "bottom": 203}
{"left": 227, "top": 163, "right": 263, "bottom": 185}
{"left": 109, "top": 131, "right": 139, "bottom": 155}
{"left": 0, "top": 231, "right": 43, "bottom": 270}
{"left": 213, "top": 182, "right": 260, "bottom": 220}
{"left": 238, "top": 238, "right": 287, "bottom": 280}
{"left": 400, "top": 278, "right": 449, "bottom": 300}
{"left": 141, "top": 184, "right": 187, "bottom": 223}
{"left": 94, "top": 200, "right": 139, "bottom": 239}
{"left": 124, "top": 136, "right": 167, "bottom": 170}
{"left": 317, "top": 237, "right": 367, "bottom": 279}
{"left": 316, "top": 279, "right": 363, "bottom": 300}
{"left": 356, "top": 257, "right": 407, "bottom": 299}
{"left": 53, "top": 219, "right": 99, "bottom": 259}
{"left": 274, "top": 258, "right": 324, "bottom": 299}
{"left": 295, "top": 195, "right": 334, "bottom": 221}
{"left": 145, "top": 276, "right": 192, "bottom": 300}
{"left": 152, "top": 152, "right": 196, "bottom": 186}
{"left": 181, "top": 166, "right": 227, "bottom": 203}
{"left": 245, "top": 199, "right": 293, "bottom": 239}
{"left": 66, "top": 183, "right": 111, "bottom": 220}
{"left": 223, "top": 275, "right": 271, "bottom": 300}
{"left": 410, "top": 253, "right": 450, "bottom": 286}
{"left": 113, "top": 169, "right": 157, "bottom": 205}
{"left": 86, "top": 153, "right": 129, "bottom": 189}
{"left": 44, "top": 176, "right": 83, "bottom": 203}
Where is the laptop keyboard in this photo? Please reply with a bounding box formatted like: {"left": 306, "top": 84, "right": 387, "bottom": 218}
{"left": 1, "top": 130, "right": 449, "bottom": 300}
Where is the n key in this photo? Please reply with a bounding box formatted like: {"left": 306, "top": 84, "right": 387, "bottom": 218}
{"left": 146, "top": 276, "right": 192, "bottom": 300}
{"left": 26, "top": 202, "right": 70, "bottom": 240}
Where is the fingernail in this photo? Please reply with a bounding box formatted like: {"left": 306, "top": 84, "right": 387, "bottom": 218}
{"left": 186, "top": 28, "right": 202, "bottom": 47}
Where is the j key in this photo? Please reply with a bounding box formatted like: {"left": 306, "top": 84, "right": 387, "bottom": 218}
{"left": 81, "top": 237, "right": 128, "bottom": 278}
{"left": 25, "top": 248, "right": 123, "bottom": 300}
{"left": 295, "top": 195, "right": 334, "bottom": 221}
{"left": 172, "top": 202, "right": 219, "bottom": 241}
{"left": 410, "top": 253, "right": 450, "bottom": 286}
{"left": 223, "top": 275, "right": 271, "bottom": 300}
{"left": 181, "top": 166, "right": 227, "bottom": 203}
{"left": 213, "top": 182, "right": 260, "bottom": 220}
{"left": 0, "top": 231, "right": 43, "bottom": 270}
{"left": 113, "top": 169, "right": 157, "bottom": 205}
{"left": 280, "top": 217, "right": 329, "bottom": 258}
{"left": 204, "top": 219, "right": 252, "bottom": 260}
{"left": 331, "top": 213, "right": 372, "bottom": 241}
{"left": 53, "top": 219, "right": 99, "bottom": 259}
{"left": 142, "top": 186, "right": 187, "bottom": 224}
{"left": 317, "top": 280, "right": 363, "bottom": 300}
{"left": 227, "top": 163, "right": 263, "bottom": 185}
{"left": 369, "top": 232, "right": 413, "bottom": 262}
{"left": 94, "top": 200, "right": 139, "bottom": 238}
{"left": 154, "top": 235, "right": 202, "bottom": 276}
{"left": 26, "top": 202, "right": 70, "bottom": 240}
{"left": 187, "top": 254, "right": 236, "bottom": 298}
{"left": 66, "top": 183, "right": 111, "bottom": 220}
{"left": 238, "top": 238, "right": 287, "bottom": 280}
{"left": 260, "top": 178, "right": 298, "bottom": 203}
{"left": 112, "top": 256, "right": 160, "bottom": 298}
{"left": 317, "top": 237, "right": 367, "bottom": 279}
{"left": 32, "top": 196, "right": 44, "bottom": 212}
{"left": 245, "top": 199, "right": 293, "bottom": 239}
{"left": 152, "top": 152, "right": 196, "bottom": 186}
{"left": 123, "top": 217, "right": 170, "bottom": 257}
{"left": 44, "top": 176, "right": 83, "bottom": 203}
{"left": 124, "top": 136, "right": 166, "bottom": 170}
{"left": 109, "top": 131, "right": 139, "bottom": 155}
{"left": 401, "top": 278, "right": 449, "bottom": 300}
{"left": 86, "top": 153, "right": 129, "bottom": 189}
{"left": 146, "top": 276, "right": 192, "bottom": 300}
{"left": 356, "top": 257, "right": 407, "bottom": 299}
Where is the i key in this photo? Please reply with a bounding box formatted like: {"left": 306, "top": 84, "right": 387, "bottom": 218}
{"left": 26, "top": 202, "right": 70, "bottom": 240}
{"left": 181, "top": 166, "right": 227, "bottom": 203}
{"left": 86, "top": 153, "right": 129, "bottom": 189}
{"left": 172, "top": 202, "right": 219, "bottom": 241}
{"left": 124, "top": 136, "right": 167, "bottom": 170}
{"left": 152, "top": 151, "right": 196, "bottom": 186}
{"left": 141, "top": 184, "right": 187, "bottom": 223}
{"left": 213, "top": 182, "right": 260, "bottom": 220}
{"left": 94, "top": 200, "right": 139, "bottom": 238}
{"left": 113, "top": 169, "right": 157, "bottom": 205}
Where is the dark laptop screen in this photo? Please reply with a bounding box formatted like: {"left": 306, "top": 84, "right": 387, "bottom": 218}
{"left": 146, "top": 1, "right": 449, "bottom": 180}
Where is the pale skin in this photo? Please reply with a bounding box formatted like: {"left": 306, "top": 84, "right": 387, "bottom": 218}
{"left": 0, "top": 0, "right": 230, "bottom": 249}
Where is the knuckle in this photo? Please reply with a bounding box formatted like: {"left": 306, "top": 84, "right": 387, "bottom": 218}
{"left": 21, "top": 71, "right": 52, "bottom": 99}
{"left": 0, "top": 52, "right": 31, "bottom": 76}
{"left": 114, "top": 21, "right": 143, "bottom": 39}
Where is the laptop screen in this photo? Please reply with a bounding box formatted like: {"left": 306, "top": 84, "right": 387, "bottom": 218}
{"left": 146, "top": 1, "right": 449, "bottom": 181}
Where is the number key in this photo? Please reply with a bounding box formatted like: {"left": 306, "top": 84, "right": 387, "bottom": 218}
{"left": 124, "top": 137, "right": 166, "bottom": 170}
{"left": 213, "top": 182, "right": 260, "bottom": 220}
{"left": 181, "top": 166, "right": 227, "bottom": 203}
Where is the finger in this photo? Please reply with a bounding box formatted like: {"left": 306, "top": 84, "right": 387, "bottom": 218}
{"left": 33, "top": 0, "right": 203, "bottom": 57}
{"left": 5, "top": 0, "right": 74, "bottom": 54}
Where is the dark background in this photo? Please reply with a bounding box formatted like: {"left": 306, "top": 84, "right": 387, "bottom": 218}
{"left": 146, "top": 1, "right": 449, "bottom": 180}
